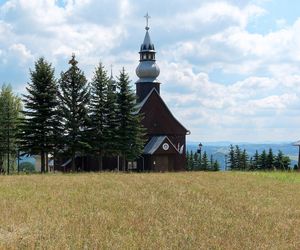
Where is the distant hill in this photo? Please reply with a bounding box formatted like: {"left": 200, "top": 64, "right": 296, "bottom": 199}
{"left": 187, "top": 142, "right": 298, "bottom": 170}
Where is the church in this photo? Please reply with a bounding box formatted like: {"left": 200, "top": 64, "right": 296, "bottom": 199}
{"left": 134, "top": 15, "right": 189, "bottom": 172}
{"left": 55, "top": 15, "right": 189, "bottom": 172}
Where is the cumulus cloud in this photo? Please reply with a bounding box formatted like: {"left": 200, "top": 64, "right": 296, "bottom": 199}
{"left": 1, "top": 0, "right": 300, "bottom": 142}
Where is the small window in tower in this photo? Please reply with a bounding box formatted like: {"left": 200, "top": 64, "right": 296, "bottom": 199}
{"left": 143, "top": 54, "right": 147, "bottom": 60}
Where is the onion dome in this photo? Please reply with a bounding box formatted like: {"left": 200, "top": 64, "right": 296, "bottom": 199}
{"left": 136, "top": 13, "right": 160, "bottom": 83}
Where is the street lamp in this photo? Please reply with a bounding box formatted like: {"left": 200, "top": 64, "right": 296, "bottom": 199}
{"left": 197, "top": 143, "right": 202, "bottom": 169}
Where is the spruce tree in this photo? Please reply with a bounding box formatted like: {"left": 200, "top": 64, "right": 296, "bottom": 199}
{"left": 0, "top": 85, "right": 22, "bottom": 174}
{"left": 89, "top": 63, "right": 109, "bottom": 170}
{"left": 116, "top": 68, "right": 145, "bottom": 171}
{"left": 267, "top": 148, "right": 274, "bottom": 170}
{"left": 259, "top": 150, "right": 267, "bottom": 170}
{"left": 234, "top": 145, "right": 242, "bottom": 170}
{"left": 59, "top": 55, "right": 90, "bottom": 171}
{"left": 19, "top": 58, "right": 59, "bottom": 173}
{"left": 103, "top": 74, "right": 119, "bottom": 157}
{"left": 186, "top": 150, "right": 192, "bottom": 171}
{"left": 252, "top": 150, "right": 260, "bottom": 170}
{"left": 228, "top": 144, "right": 235, "bottom": 170}
{"left": 241, "top": 149, "right": 248, "bottom": 170}
{"left": 201, "top": 151, "right": 209, "bottom": 171}
{"left": 213, "top": 160, "right": 220, "bottom": 171}
{"left": 274, "top": 150, "right": 291, "bottom": 170}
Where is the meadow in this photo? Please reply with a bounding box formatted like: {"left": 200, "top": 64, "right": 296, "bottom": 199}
{"left": 0, "top": 172, "right": 299, "bottom": 249}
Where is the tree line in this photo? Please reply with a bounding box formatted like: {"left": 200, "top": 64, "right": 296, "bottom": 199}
{"left": 0, "top": 55, "right": 145, "bottom": 173}
{"left": 227, "top": 145, "right": 293, "bottom": 171}
{"left": 186, "top": 150, "right": 220, "bottom": 171}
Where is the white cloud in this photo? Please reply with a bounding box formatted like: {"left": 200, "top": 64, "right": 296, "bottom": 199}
{"left": 1, "top": 0, "right": 300, "bottom": 142}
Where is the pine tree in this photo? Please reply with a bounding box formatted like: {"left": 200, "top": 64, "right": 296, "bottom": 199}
{"left": 259, "top": 150, "right": 267, "bottom": 170}
{"left": 0, "top": 85, "right": 22, "bottom": 174}
{"left": 19, "top": 58, "right": 59, "bottom": 173}
{"left": 193, "top": 152, "right": 198, "bottom": 171}
{"left": 59, "top": 55, "right": 90, "bottom": 171}
{"left": 228, "top": 144, "right": 235, "bottom": 170}
{"left": 186, "top": 150, "right": 193, "bottom": 171}
{"left": 251, "top": 150, "right": 260, "bottom": 170}
{"left": 241, "top": 149, "right": 248, "bottom": 170}
{"left": 213, "top": 160, "right": 220, "bottom": 171}
{"left": 116, "top": 68, "right": 145, "bottom": 171}
{"left": 103, "top": 75, "right": 119, "bottom": 157}
{"left": 201, "top": 151, "right": 209, "bottom": 171}
{"left": 234, "top": 145, "right": 242, "bottom": 170}
{"left": 274, "top": 150, "right": 291, "bottom": 170}
{"left": 88, "top": 63, "right": 109, "bottom": 171}
{"left": 266, "top": 148, "right": 274, "bottom": 170}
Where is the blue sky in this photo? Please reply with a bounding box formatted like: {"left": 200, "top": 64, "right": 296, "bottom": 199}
{"left": 1, "top": 0, "right": 300, "bottom": 143}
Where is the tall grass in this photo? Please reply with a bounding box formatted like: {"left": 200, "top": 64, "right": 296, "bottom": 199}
{"left": 0, "top": 172, "right": 299, "bottom": 249}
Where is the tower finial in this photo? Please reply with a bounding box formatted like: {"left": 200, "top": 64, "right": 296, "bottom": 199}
{"left": 110, "top": 64, "right": 113, "bottom": 78}
{"left": 144, "top": 12, "right": 151, "bottom": 30}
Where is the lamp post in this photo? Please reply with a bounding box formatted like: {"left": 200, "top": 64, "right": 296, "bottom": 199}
{"left": 197, "top": 143, "right": 202, "bottom": 169}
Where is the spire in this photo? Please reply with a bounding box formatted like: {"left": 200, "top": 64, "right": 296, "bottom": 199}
{"left": 108, "top": 64, "right": 116, "bottom": 91}
{"left": 136, "top": 13, "right": 160, "bottom": 84}
{"left": 109, "top": 64, "right": 113, "bottom": 80}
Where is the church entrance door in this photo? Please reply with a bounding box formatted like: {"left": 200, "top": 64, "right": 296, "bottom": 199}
{"left": 153, "top": 156, "right": 169, "bottom": 172}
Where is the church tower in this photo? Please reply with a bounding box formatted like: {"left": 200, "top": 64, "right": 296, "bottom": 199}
{"left": 135, "top": 14, "right": 189, "bottom": 172}
{"left": 135, "top": 13, "right": 161, "bottom": 102}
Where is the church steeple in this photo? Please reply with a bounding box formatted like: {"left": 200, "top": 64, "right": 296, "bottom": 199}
{"left": 136, "top": 13, "right": 161, "bottom": 102}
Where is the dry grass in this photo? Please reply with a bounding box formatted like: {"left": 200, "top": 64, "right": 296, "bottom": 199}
{"left": 0, "top": 172, "right": 299, "bottom": 249}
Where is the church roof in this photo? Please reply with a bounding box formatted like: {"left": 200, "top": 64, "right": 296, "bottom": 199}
{"left": 143, "top": 136, "right": 179, "bottom": 155}
{"left": 135, "top": 88, "right": 190, "bottom": 134}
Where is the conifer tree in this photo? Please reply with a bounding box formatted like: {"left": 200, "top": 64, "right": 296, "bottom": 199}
{"left": 103, "top": 75, "right": 119, "bottom": 157}
{"left": 259, "top": 150, "right": 267, "bottom": 170}
{"left": 89, "top": 63, "right": 109, "bottom": 170}
{"left": 228, "top": 144, "right": 235, "bottom": 170}
{"left": 0, "top": 85, "right": 22, "bottom": 174}
{"left": 267, "top": 148, "right": 274, "bottom": 170}
{"left": 186, "top": 150, "right": 192, "bottom": 171}
{"left": 194, "top": 151, "right": 200, "bottom": 170}
{"left": 274, "top": 150, "right": 291, "bottom": 170}
{"left": 241, "top": 149, "right": 248, "bottom": 170}
{"left": 252, "top": 150, "right": 260, "bottom": 170}
{"left": 116, "top": 68, "right": 145, "bottom": 171}
{"left": 19, "top": 58, "right": 59, "bottom": 173}
{"left": 59, "top": 55, "right": 90, "bottom": 171}
{"left": 213, "top": 160, "right": 220, "bottom": 171}
{"left": 234, "top": 145, "right": 242, "bottom": 170}
{"left": 201, "top": 151, "right": 209, "bottom": 171}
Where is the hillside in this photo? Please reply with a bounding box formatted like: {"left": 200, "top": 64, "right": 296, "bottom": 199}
{"left": 187, "top": 142, "right": 299, "bottom": 169}
{"left": 0, "top": 172, "right": 299, "bottom": 249}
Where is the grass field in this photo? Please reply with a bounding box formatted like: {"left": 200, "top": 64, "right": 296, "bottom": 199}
{"left": 0, "top": 172, "right": 299, "bottom": 249}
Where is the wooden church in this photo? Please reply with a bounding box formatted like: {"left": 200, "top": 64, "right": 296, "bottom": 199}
{"left": 55, "top": 16, "right": 189, "bottom": 172}
{"left": 134, "top": 16, "right": 189, "bottom": 172}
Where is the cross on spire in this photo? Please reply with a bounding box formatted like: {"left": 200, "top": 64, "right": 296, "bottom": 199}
{"left": 110, "top": 64, "right": 113, "bottom": 78}
{"left": 144, "top": 12, "right": 151, "bottom": 30}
